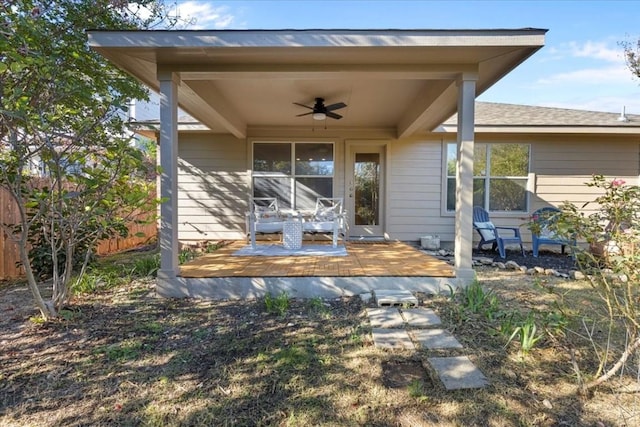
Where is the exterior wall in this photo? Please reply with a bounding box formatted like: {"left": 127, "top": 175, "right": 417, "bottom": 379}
{"left": 476, "top": 134, "right": 640, "bottom": 244}
{"left": 386, "top": 137, "right": 453, "bottom": 242}
{"left": 178, "top": 133, "right": 248, "bottom": 241}
{"left": 176, "top": 129, "right": 639, "bottom": 248}
{"left": 532, "top": 137, "right": 639, "bottom": 210}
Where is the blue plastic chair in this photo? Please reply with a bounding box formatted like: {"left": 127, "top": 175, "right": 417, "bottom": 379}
{"left": 531, "top": 207, "right": 573, "bottom": 257}
{"left": 473, "top": 206, "right": 525, "bottom": 258}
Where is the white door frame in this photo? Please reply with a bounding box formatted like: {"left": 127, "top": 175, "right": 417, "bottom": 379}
{"left": 344, "top": 140, "right": 389, "bottom": 239}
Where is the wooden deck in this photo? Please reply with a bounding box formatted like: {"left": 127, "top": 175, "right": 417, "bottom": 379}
{"left": 180, "top": 240, "right": 455, "bottom": 279}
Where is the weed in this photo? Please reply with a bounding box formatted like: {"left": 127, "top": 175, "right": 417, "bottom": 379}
{"left": 178, "top": 248, "right": 197, "bottom": 264}
{"left": 132, "top": 253, "right": 160, "bottom": 277}
{"left": 459, "top": 280, "right": 500, "bottom": 320}
{"left": 407, "top": 379, "right": 429, "bottom": 402}
{"left": 139, "top": 321, "right": 163, "bottom": 334}
{"left": 264, "top": 291, "right": 290, "bottom": 316}
{"left": 96, "top": 339, "right": 143, "bottom": 361}
{"left": 29, "top": 315, "right": 46, "bottom": 325}
{"left": 204, "top": 242, "right": 221, "bottom": 253}
{"left": 496, "top": 310, "right": 522, "bottom": 339}
{"left": 72, "top": 268, "right": 125, "bottom": 294}
{"left": 58, "top": 308, "right": 81, "bottom": 321}
{"left": 542, "top": 309, "right": 569, "bottom": 336}
{"left": 274, "top": 345, "right": 314, "bottom": 369}
{"left": 192, "top": 328, "right": 209, "bottom": 341}
{"left": 307, "top": 297, "right": 331, "bottom": 317}
{"left": 349, "top": 326, "right": 365, "bottom": 345}
{"left": 506, "top": 313, "right": 543, "bottom": 356}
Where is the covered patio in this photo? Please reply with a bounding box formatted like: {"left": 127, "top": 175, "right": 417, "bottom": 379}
{"left": 88, "top": 29, "right": 546, "bottom": 299}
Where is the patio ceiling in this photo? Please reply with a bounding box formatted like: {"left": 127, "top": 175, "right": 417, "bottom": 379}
{"left": 88, "top": 29, "right": 547, "bottom": 139}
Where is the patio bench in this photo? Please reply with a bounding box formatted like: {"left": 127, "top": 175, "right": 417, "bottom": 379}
{"left": 246, "top": 197, "right": 285, "bottom": 248}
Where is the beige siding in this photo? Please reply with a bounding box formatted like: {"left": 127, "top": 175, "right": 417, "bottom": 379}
{"left": 386, "top": 138, "right": 454, "bottom": 242}
{"left": 532, "top": 139, "right": 639, "bottom": 214}
{"left": 178, "top": 134, "right": 248, "bottom": 241}
{"left": 175, "top": 129, "right": 639, "bottom": 249}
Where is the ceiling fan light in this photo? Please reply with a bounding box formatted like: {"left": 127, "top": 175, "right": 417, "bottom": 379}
{"left": 312, "top": 112, "right": 326, "bottom": 121}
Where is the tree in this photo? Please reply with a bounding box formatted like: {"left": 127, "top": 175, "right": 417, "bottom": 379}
{"left": 622, "top": 38, "right": 640, "bottom": 80}
{"left": 0, "top": 0, "right": 173, "bottom": 320}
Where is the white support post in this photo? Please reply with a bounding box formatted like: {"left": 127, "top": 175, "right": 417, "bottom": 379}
{"left": 454, "top": 74, "right": 478, "bottom": 282}
{"left": 156, "top": 71, "right": 183, "bottom": 296}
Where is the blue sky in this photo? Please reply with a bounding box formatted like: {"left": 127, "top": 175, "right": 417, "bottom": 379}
{"left": 141, "top": 0, "right": 640, "bottom": 117}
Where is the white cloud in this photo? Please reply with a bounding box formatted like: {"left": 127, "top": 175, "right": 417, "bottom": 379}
{"left": 173, "top": 1, "right": 236, "bottom": 29}
{"left": 536, "top": 64, "right": 633, "bottom": 86}
{"left": 567, "top": 41, "right": 623, "bottom": 62}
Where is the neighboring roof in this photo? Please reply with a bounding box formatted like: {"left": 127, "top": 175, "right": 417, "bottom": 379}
{"left": 440, "top": 102, "right": 640, "bottom": 134}
{"left": 88, "top": 28, "right": 546, "bottom": 138}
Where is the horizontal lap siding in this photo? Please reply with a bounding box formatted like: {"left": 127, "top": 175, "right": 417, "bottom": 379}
{"left": 532, "top": 139, "right": 639, "bottom": 216}
{"left": 387, "top": 139, "right": 452, "bottom": 242}
{"left": 178, "top": 134, "right": 248, "bottom": 241}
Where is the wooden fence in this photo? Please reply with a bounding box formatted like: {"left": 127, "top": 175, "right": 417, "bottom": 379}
{"left": 0, "top": 186, "right": 157, "bottom": 280}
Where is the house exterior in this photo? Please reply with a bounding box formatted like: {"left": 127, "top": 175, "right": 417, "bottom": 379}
{"left": 442, "top": 102, "right": 640, "bottom": 242}
{"left": 137, "top": 101, "right": 640, "bottom": 246}
{"left": 88, "top": 28, "right": 562, "bottom": 296}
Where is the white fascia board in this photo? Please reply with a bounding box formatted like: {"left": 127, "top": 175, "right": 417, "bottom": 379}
{"left": 87, "top": 29, "right": 547, "bottom": 49}
{"left": 437, "top": 125, "right": 640, "bottom": 135}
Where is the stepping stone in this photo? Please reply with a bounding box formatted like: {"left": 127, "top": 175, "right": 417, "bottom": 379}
{"left": 412, "top": 329, "right": 463, "bottom": 349}
{"left": 427, "top": 356, "right": 489, "bottom": 390}
{"left": 373, "top": 289, "right": 419, "bottom": 307}
{"left": 367, "top": 308, "right": 405, "bottom": 328}
{"left": 371, "top": 328, "right": 415, "bottom": 349}
{"left": 400, "top": 308, "right": 442, "bottom": 327}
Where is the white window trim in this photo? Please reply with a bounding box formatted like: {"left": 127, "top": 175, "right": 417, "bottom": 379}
{"left": 251, "top": 141, "right": 335, "bottom": 210}
{"left": 441, "top": 141, "right": 531, "bottom": 216}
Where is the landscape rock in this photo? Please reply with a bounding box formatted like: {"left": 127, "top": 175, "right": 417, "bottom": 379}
{"left": 505, "top": 261, "right": 520, "bottom": 270}
{"left": 571, "top": 270, "right": 585, "bottom": 280}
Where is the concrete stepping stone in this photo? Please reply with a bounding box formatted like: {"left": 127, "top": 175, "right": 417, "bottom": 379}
{"left": 367, "top": 308, "right": 405, "bottom": 328}
{"left": 371, "top": 328, "right": 415, "bottom": 349}
{"left": 427, "top": 356, "right": 489, "bottom": 390}
{"left": 412, "top": 329, "right": 463, "bottom": 349}
{"left": 400, "top": 308, "right": 441, "bottom": 327}
{"left": 373, "top": 289, "right": 419, "bottom": 307}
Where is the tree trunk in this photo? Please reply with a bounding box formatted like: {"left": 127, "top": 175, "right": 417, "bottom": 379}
{"left": 19, "top": 244, "right": 57, "bottom": 320}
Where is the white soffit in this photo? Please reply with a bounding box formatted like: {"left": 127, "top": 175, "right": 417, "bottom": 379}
{"left": 89, "top": 29, "right": 547, "bottom": 138}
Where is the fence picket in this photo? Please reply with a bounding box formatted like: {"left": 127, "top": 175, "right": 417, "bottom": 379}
{"left": 0, "top": 186, "right": 157, "bottom": 280}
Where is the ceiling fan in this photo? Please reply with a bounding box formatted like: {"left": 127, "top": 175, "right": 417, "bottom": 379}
{"left": 294, "top": 97, "right": 347, "bottom": 120}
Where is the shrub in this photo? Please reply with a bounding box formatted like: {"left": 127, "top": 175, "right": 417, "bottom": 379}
{"left": 552, "top": 175, "right": 640, "bottom": 393}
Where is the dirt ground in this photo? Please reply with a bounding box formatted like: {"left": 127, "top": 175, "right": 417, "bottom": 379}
{"left": 1, "top": 256, "right": 640, "bottom": 426}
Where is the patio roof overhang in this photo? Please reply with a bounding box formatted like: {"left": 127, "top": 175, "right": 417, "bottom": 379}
{"left": 88, "top": 29, "right": 547, "bottom": 139}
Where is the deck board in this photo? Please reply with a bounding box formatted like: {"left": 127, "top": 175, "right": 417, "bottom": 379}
{"left": 179, "top": 241, "right": 455, "bottom": 278}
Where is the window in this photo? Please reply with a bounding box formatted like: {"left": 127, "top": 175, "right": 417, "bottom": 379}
{"left": 252, "top": 142, "right": 334, "bottom": 210}
{"left": 446, "top": 143, "right": 530, "bottom": 212}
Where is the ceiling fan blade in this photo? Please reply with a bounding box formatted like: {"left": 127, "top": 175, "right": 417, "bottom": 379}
{"left": 325, "top": 102, "right": 346, "bottom": 112}
{"left": 326, "top": 111, "right": 343, "bottom": 120}
{"left": 293, "top": 102, "right": 313, "bottom": 110}
{"left": 296, "top": 112, "right": 313, "bottom": 117}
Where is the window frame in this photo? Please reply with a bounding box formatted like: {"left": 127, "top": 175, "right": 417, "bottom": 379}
{"left": 251, "top": 141, "right": 335, "bottom": 211}
{"left": 443, "top": 141, "right": 531, "bottom": 215}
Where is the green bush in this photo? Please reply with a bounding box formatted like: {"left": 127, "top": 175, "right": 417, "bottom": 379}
{"left": 264, "top": 291, "right": 290, "bottom": 316}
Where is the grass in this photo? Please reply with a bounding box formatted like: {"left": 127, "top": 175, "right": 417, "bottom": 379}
{"left": 1, "top": 249, "right": 640, "bottom": 426}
